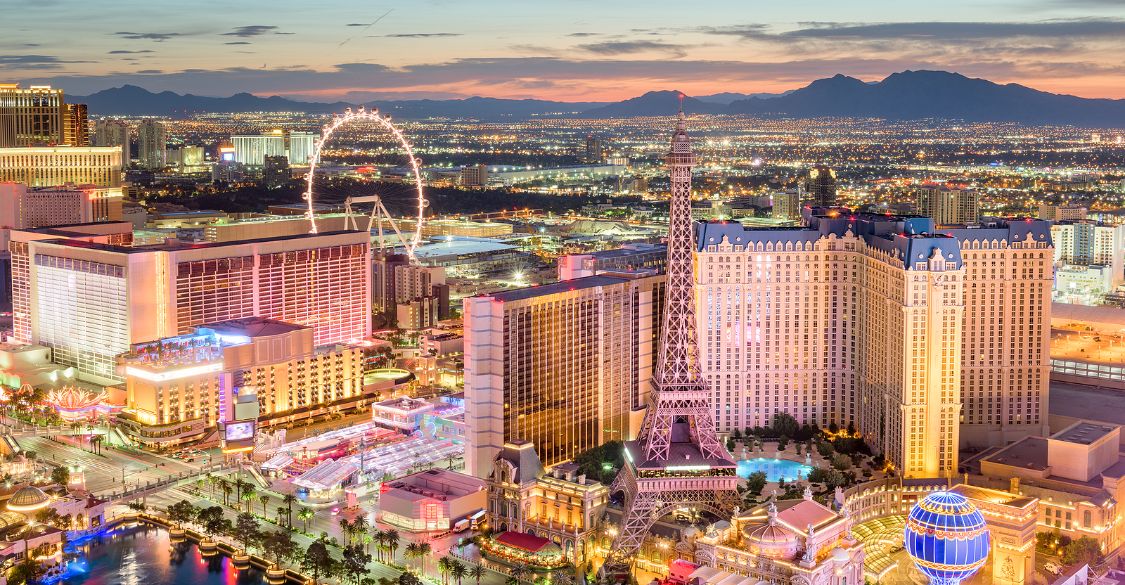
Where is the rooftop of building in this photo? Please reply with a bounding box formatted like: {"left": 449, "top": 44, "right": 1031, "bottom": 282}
{"left": 383, "top": 468, "right": 486, "bottom": 500}
{"left": 694, "top": 211, "right": 1051, "bottom": 270}
{"left": 1050, "top": 382, "right": 1125, "bottom": 427}
{"left": 38, "top": 229, "right": 365, "bottom": 254}
{"left": 373, "top": 396, "right": 434, "bottom": 414}
{"left": 583, "top": 242, "right": 666, "bottom": 259}
{"left": 981, "top": 436, "right": 1049, "bottom": 472}
{"left": 483, "top": 274, "right": 633, "bottom": 302}
{"left": 982, "top": 430, "right": 1125, "bottom": 491}
{"left": 408, "top": 236, "right": 516, "bottom": 259}
{"left": 1051, "top": 421, "right": 1116, "bottom": 445}
{"left": 205, "top": 317, "right": 308, "bottom": 339}
{"left": 950, "top": 484, "right": 1037, "bottom": 510}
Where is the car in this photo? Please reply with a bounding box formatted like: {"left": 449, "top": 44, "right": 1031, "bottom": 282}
{"left": 1044, "top": 562, "right": 1062, "bottom": 576}
{"left": 331, "top": 507, "right": 340, "bottom": 516}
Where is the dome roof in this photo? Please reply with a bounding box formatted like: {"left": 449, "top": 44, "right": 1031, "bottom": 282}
{"left": 746, "top": 522, "right": 792, "bottom": 545}
{"left": 7, "top": 485, "right": 50, "bottom": 512}
{"left": 904, "top": 491, "right": 990, "bottom": 585}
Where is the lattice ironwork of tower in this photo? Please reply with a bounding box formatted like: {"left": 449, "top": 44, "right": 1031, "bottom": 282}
{"left": 600, "top": 108, "right": 739, "bottom": 578}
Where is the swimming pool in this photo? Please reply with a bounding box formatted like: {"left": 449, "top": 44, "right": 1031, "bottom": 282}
{"left": 736, "top": 458, "right": 813, "bottom": 482}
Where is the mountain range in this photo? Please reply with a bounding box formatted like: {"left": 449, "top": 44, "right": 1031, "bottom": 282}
{"left": 73, "top": 70, "right": 1125, "bottom": 126}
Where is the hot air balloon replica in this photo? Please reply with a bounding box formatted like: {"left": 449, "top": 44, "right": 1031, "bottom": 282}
{"left": 904, "top": 491, "right": 991, "bottom": 585}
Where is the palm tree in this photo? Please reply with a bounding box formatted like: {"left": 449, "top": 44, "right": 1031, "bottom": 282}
{"left": 371, "top": 529, "right": 386, "bottom": 562}
{"left": 298, "top": 507, "right": 314, "bottom": 532}
{"left": 449, "top": 559, "right": 467, "bottom": 585}
{"left": 417, "top": 542, "right": 432, "bottom": 576}
{"left": 282, "top": 493, "right": 297, "bottom": 528}
{"left": 259, "top": 494, "right": 270, "bottom": 516}
{"left": 508, "top": 563, "right": 529, "bottom": 583}
{"left": 352, "top": 516, "right": 371, "bottom": 553}
{"left": 240, "top": 483, "right": 257, "bottom": 513}
{"left": 220, "top": 480, "right": 233, "bottom": 506}
{"left": 234, "top": 477, "right": 250, "bottom": 508}
{"left": 468, "top": 564, "right": 484, "bottom": 585}
{"left": 338, "top": 517, "right": 353, "bottom": 546}
{"left": 276, "top": 506, "right": 289, "bottom": 525}
{"left": 404, "top": 543, "right": 421, "bottom": 572}
{"left": 385, "top": 528, "right": 400, "bottom": 564}
{"left": 438, "top": 556, "right": 452, "bottom": 585}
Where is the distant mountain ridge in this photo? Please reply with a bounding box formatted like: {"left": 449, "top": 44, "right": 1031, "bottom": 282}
{"left": 725, "top": 71, "right": 1125, "bottom": 126}
{"left": 72, "top": 71, "right": 1125, "bottom": 126}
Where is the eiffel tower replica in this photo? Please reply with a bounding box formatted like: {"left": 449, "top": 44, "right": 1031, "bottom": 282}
{"left": 600, "top": 105, "right": 739, "bottom": 579}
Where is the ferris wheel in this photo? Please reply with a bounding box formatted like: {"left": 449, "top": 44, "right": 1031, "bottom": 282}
{"left": 303, "top": 106, "right": 428, "bottom": 259}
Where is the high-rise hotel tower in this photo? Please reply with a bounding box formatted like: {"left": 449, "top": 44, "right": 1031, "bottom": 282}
{"left": 11, "top": 230, "right": 371, "bottom": 382}
{"left": 695, "top": 213, "right": 1052, "bottom": 477}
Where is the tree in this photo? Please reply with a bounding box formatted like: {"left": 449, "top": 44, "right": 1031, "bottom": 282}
{"left": 277, "top": 506, "right": 289, "bottom": 525}
{"left": 259, "top": 494, "right": 270, "bottom": 516}
{"left": 282, "top": 493, "right": 297, "bottom": 528}
{"left": 342, "top": 544, "right": 372, "bottom": 585}
{"left": 264, "top": 529, "right": 297, "bottom": 569}
{"left": 777, "top": 435, "right": 789, "bottom": 451}
{"left": 196, "top": 506, "right": 229, "bottom": 541}
{"left": 450, "top": 559, "right": 467, "bottom": 585}
{"left": 416, "top": 542, "right": 432, "bottom": 575}
{"left": 353, "top": 516, "right": 371, "bottom": 553}
{"left": 298, "top": 507, "right": 314, "bottom": 531}
{"left": 34, "top": 508, "right": 62, "bottom": 528}
{"left": 339, "top": 517, "right": 353, "bottom": 546}
{"left": 233, "top": 512, "right": 261, "bottom": 554}
{"left": 6, "top": 557, "right": 44, "bottom": 585}
{"left": 438, "top": 557, "right": 452, "bottom": 585}
{"left": 808, "top": 467, "right": 847, "bottom": 489}
{"left": 771, "top": 412, "right": 799, "bottom": 438}
{"left": 234, "top": 477, "right": 249, "bottom": 506}
{"left": 469, "top": 564, "right": 485, "bottom": 585}
{"left": 404, "top": 543, "right": 422, "bottom": 572}
{"left": 1062, "top": 536, "right": 1102, "bottom": 566}
{"left": 220, "top": 480, "right": 234, "bottom": 507}
{"left": 744, "top": 471, "right": 768, "bottom": 495}
{"left": 398, "top": 573, "right": 423, "bottom": 585}
{"left": 240, "top": 483, "right": 257, "bottom": 513}
{"left": 385, "top": 528, "right": 401, "bottom": 564}
{"left": 51, "top": 465, "right": 70, "bottom": 486}
{"left": 831, "top": 453, "right": 852, "bottom": 471}
{"left": 167, "top": 499, "right": 198, "bottom": 528}
{"left": 302, "top": 540, "right": 335, "bottom": 585}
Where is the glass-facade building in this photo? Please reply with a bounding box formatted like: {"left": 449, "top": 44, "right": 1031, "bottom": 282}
{"left": 20, "top": 231, "right": 371, "bottom": 382}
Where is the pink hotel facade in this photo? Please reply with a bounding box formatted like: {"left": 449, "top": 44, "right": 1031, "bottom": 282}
{"left": 10, "top": 230, "right": 370, "bottom": 382}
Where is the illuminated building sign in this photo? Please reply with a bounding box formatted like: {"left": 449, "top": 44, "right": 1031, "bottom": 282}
{"left": 225, "top": 421, "right": 255, "bottom": 441}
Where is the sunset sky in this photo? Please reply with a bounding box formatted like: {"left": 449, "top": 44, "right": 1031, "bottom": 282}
{"left": 5, "top": 0, "right": 1125, "bottom": 101}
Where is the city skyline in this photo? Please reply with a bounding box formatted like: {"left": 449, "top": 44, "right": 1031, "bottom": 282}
{"left": 4, "top": 0, "right": 1125, "bottom": 101}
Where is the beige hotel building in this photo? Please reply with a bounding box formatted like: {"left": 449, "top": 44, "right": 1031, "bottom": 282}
{"left": 694, "top": 212, "right": 1052, "bottom": 478}
{"left": 118, "top": 317, "right": 365, "bottom": 446}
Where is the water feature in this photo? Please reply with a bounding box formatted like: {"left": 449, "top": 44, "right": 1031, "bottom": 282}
{"left": 58, "top": 523, "right": 266, "bottom": 585}
{"left": 736, "top": 458, "right": 813, "bottom": 482}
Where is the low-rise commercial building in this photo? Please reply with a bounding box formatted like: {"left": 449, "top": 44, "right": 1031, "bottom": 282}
{"left": 979, "top": 420, "right": 1125, "bottom": 553}
{"left": 379, "top": 469, "right": 487, "bottom": 532}
{"left": 118, "top": 317, "right": 365, "bottom": 447}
